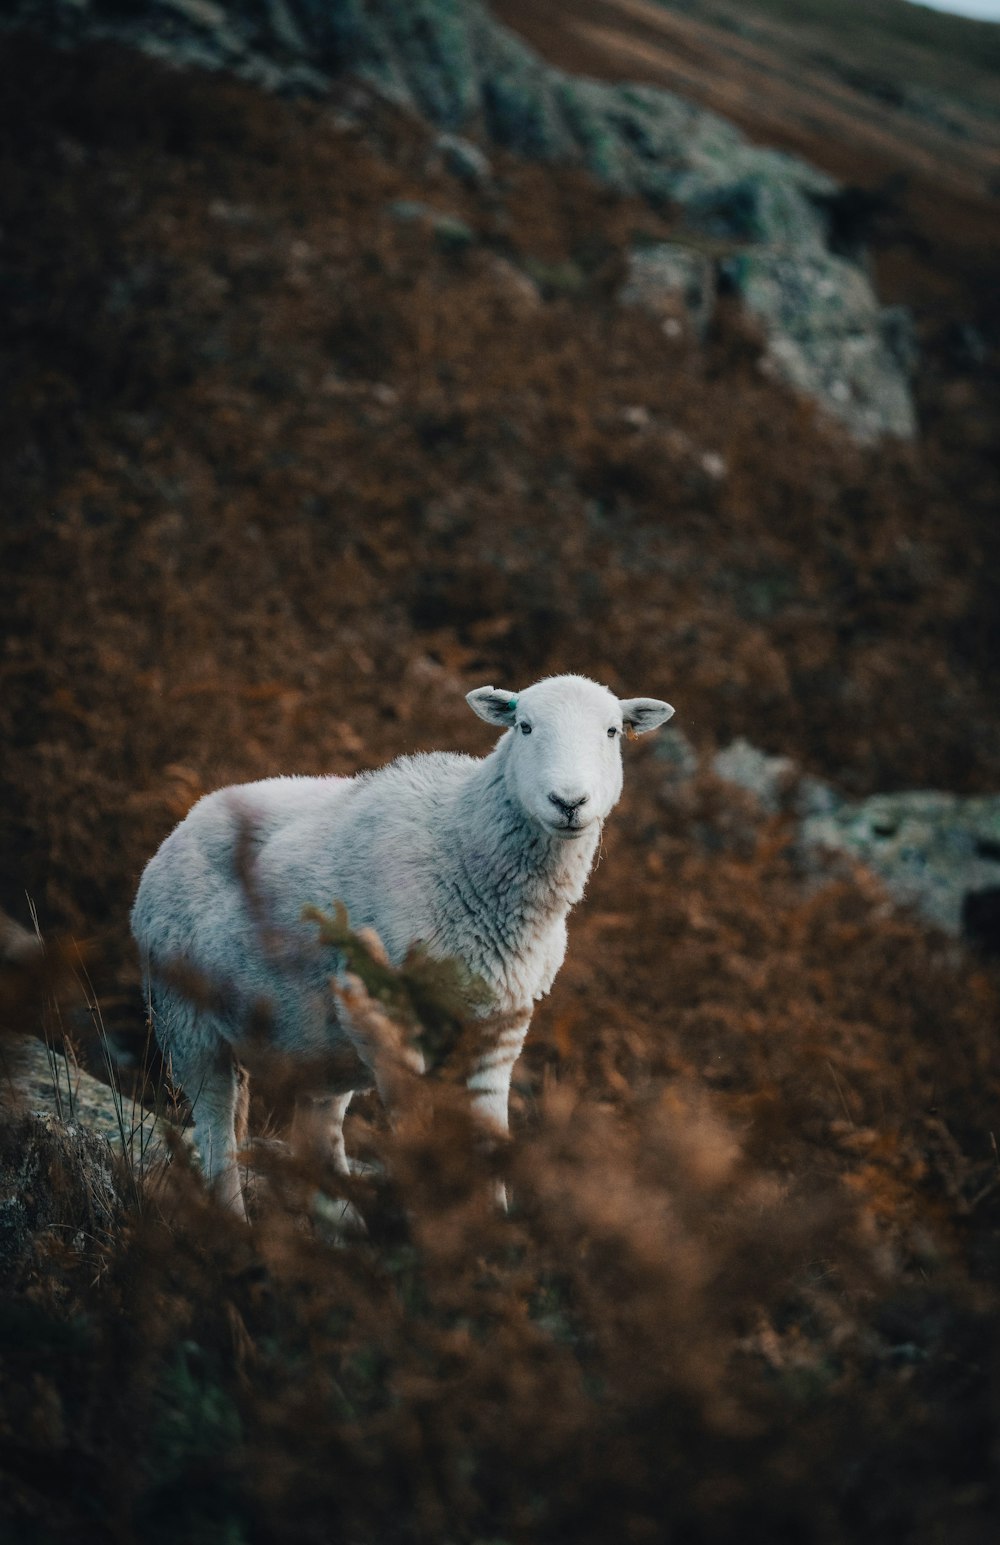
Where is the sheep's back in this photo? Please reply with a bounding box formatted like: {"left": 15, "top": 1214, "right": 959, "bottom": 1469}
{"left": 258, "top": 753, "right": 476, "bottom": 955}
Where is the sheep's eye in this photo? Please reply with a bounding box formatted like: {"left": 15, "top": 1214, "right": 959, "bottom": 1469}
{"left": 607, "top": 726, "right": 620, "bottom": 739}
{"left": 519, "top": 721, "right": 533, "bottom": 736}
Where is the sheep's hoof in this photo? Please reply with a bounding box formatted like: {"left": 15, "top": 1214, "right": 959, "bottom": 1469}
{"left": 312, "top": 1188, "right": 368, "bottom": 1242}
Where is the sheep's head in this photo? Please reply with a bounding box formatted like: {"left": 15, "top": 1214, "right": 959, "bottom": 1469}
{"left": 467, "top": 675, "right": 673, "bottom": 839}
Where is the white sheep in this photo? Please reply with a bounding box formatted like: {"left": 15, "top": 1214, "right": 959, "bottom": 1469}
{"left": 131, "top": 674, "right": 674, "bottom": 1214}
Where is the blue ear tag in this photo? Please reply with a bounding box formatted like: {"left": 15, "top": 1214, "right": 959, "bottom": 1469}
{"left": 508, "top": 697, "right": 518, "bottom": 712}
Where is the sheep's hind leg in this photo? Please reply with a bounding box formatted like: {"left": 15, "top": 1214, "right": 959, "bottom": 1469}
{"left": 179, "top": 1043, "right": 248, "bottom": 1219}
{"left": 149, "top": 981, "right": 248, "bottom": 1217}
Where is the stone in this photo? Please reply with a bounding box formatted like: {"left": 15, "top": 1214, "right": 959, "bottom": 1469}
{"left": 722, "top": 249, "right": 918, "bottom": 442}
{"left": 654, "top": 727, "right": 700, "bottom": 783}
{"left": 712, "top": 739, "right": 797, "bottom": 814}
{"left": 3, "top": 1035, "right": 177, "bottom": 1171}
{"left": 434, "top": 130, "right": 492, "bottom": 186}
{"left": 386, "top": 199, "right": 476, "bottom": 251}
{"left": 802, "top": 790, "right": 1000, "bottom": 944}
{"left": 483, "top": 254, "right": 543, "bottom": 316}
{"left": 681, "top": 169, "right": 831, "bottom": 250}
{"left": 709, "top": 742, "right": 1000, "bottom": 947}
{"left": 620, "top": 243, "right": 715, "bottom": 337}
{"left": 0, "top": 1109, "right": 126, "bottom": 1286}
{"left": 0, "top": 910, "right": 38, "bottom": 965}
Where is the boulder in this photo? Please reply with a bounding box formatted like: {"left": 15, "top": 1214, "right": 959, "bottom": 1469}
{"left": 709, "top": 742, "right": 1000, "bottom": 949}
{"left": 433, "top": 130, "right": 493, "bottom": 186}
{"left": 802, "top": 790, "right": 1000, "bottom": 947}
{"left": 620, "top": 243, "right": 715, "bottom": 338}
{"left": 721, "top": 250, "right": 918, "bottom": 442}
{"left": 712, "top": 738, "right": 797, "bottom": 815}
{"left": 3, "top": 1036, "right": 176, "bottom": 1170}
{"left": 386, "top": 198, "right": 476, "bottom": 252}
{"left": 0, "top": 1108, "right": 126, "bottom": 1286}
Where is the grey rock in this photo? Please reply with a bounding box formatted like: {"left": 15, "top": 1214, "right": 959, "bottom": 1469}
{"left": 386, "top": 198, "right": 476, "bottom": 251}
{"left": 0, "top": 909, "right": 39, "bottom": 964}
{"left": 279, "top": 0, "right": 368, "bottom": 61}
{"left": 0, "top": 1109, "right": 126, "bottom": 1286}
{"left": 434, "top": 130, "right": 493, "bottom": 186}
{"left": 655, "top": 726, "right": 700, "bottom": 782}
{"left": 483, "top": 254, "right": 543, "bottom": 316}
{"left": 682, "top": 168, "right": 832, "bottom": 250}
{"left": 712, "top": 738, "right": 797, "bottom": 814}
{"left": 795, "top": 775, "right": 842, "bottom": 819}
{"left": 4, "top": 1035, "right": 178, "bottom": 1170}
{"left": 369, "top": 0, "right": 482, "bottom": 128}
{"left": 709, "top": 741, "right": 1000, "bottom": 945}
{"left": 620, "top": 243, "right": 715, "bottom": 337}
{"left": 881, "top": 305, "right": 920, "bottom": 374}
{"left": 802, "top": 790, "right": 1000, "bottom": 942}
{"left": 722, "top": 249, "right": 918, "bottom": 442}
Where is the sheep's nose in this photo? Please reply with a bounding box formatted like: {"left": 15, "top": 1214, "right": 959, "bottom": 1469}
{"left": 548, "top": 792, "right": 589, "bottom": 817}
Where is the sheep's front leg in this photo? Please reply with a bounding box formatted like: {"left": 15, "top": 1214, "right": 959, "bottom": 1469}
{"left": 467, "top": 1014, "right": 531, "bottom": 1206}
{"left": 467, "top": 1013, "right": 531, "bottom": 1135}
{"left": 291, "top": 1090, "right": 370, "bottom": 1237}
{"left": 291, "top": 1090, "right": 355, "bottom": 1175}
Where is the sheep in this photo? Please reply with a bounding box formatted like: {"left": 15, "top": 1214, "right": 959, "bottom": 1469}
{"left": 131, "top": 673, "right": 674, "bottom": 1214}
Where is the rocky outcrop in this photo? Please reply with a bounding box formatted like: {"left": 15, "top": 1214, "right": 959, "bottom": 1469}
{"left": 4, "top": 0, "right": 916, "bottom": 440}
{"left": 620, "top": 242, "right": 715, "bottom": 340}
{"left": 801, "top": 790, "right": 1000, "bottom": 948}
{"left": 701, "top": 734, "right": 1000, "bottom": 951}
{"left": 2, "top": 1036, "right": 175, "bottom": 1169}
{"left": 718, "top": 249, "right": 917, "bottom": 442}
{"left": 0, "top": 1108, "right": 127, "bottom": 1286}
{"left": 0, "top": 1041, "right": 147, "bottom": 1284}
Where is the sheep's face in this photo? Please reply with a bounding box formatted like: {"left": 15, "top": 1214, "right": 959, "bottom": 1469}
{"left": 467, "top": 675, "right": 674, "bottom": 840}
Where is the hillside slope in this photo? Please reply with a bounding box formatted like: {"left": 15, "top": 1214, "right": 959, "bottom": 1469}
{"left": 1, "top": 18, "right": 999, "bottom": 1545}
{"left": 494, "top": 0, "right": 1000, "bottom": 329}
{"left": 4, "top": 0, "right": 931, "bottom": 439}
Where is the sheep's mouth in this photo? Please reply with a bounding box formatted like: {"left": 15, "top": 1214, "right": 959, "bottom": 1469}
{"left": 544, "top": 817, "right": 589, "bottom": 839}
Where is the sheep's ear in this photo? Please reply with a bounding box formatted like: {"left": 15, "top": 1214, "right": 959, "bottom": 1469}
{"left": 619, "top": 697, "right": 675, "bottom": 736}
{"left": 466, "top": 686, "right": 520, "bottom": 727}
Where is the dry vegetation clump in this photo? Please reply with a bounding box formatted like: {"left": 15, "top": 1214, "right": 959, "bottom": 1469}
{"left": 2, "top": 791, "right": 998, "bottom": 1543}
{"left": 1, "top": 31, "right": 1000, "bottom": 1545}
{"left": 0, "top": 1014, "right": 927, "bottom": 1538}
{"left": 0, "top": 915, "right": 996, "bottom": 1545}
